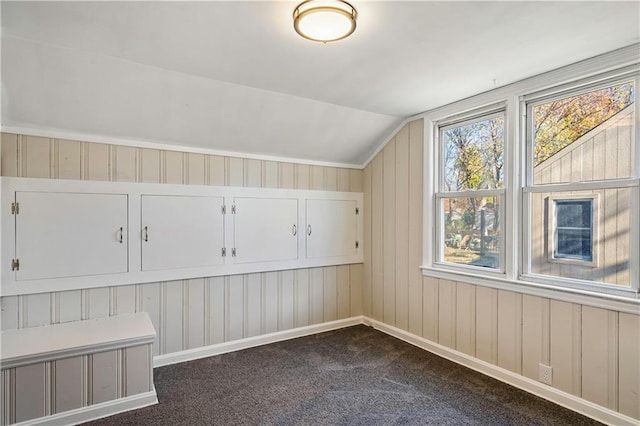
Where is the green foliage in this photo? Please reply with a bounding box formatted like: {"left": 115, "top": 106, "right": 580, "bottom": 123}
{"left": 534, "top": 83, "right": 634, "bottom": 165}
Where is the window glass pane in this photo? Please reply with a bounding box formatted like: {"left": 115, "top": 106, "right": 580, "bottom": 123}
{"left": 442, "top": 196, "right": 501, "bottom": 269}
{"left": 442, "top": 116, "right": 504, "bottom": 191}
{"left": 530, "top": 188, "right": 630, "bottom": 287}
{"left": 533, "top": 82, "right": 635, "bottom": 185}
{"left": 555, "top": 229, "right": 592, "bottom": 260}
{"left": 555, "top": 200, "right": 591, "bottom": 228}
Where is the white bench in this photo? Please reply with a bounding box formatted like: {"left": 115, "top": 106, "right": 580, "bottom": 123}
{"left": 1, "top": 312, "right": 157, "bottom": 425}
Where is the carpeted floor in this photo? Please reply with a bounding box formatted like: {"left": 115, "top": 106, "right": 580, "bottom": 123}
{"left": 85, "top": 325, "right": 602, "bottom": 425}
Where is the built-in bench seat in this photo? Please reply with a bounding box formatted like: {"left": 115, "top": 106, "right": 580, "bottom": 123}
{"left": 1, "top": 312, "right": 157, "bottom": 425}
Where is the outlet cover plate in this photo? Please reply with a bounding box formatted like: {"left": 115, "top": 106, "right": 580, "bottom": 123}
{"left": 539, "top": 363, "right": 553, "bottom": 385}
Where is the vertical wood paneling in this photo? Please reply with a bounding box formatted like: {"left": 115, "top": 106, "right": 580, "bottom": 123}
{"left": 295, "top": 269, "right": 310, "bottom": 328}
{"left": 582, "top": 306, "right": 618, "bottom": 410}
{"left": 349, "top": 169, "right": 363, "bottom": 193}
{"left": 245, "top": 273, "right": 262, "bottom": 338}
{"left": 279, "top": 163, "right": 295, "bottom": 189}
{"left": 113, "top": 146, "right": 137, "bottom": 182}
{"left": 310, "top": 268, "right": 324, "bottom": 325}
{"left": 455, "top": 282, "right": 475, "bottom": 356}
{"left": 91, "top": 351, "right": 118, "bottom": 404}
{"left": 207, "top": 155, "right": 226, "bottom": 186}
{"left": 1, "top": 132, "right": 19, "bottom": 176}
{"left": 113, "top": 285, "right": 136, "bottom": 315}
{"left": 244, "top": 159, "right": 261, "bottom": 187}
{"left": 1, "top": 296, "right": 19, "bottom": 331}
{"left": 408, "top": 119, "right": 424, "bottom": 336}
{"left": 226, "top": 157, "right": 244, "bottom": 186}
{"left": 349, "top": 264, "right": 363, "bottom": 317}
{"left": 324, "top": 167, "right": 337, "bottom": 191}
{"left": 163, "top": 281, "right": 184, "bottom": 354}
{"left": 337, "top": 168, "right": 351, "bottom": 192}
{"left": 310, "top": 166, "right": 324, "bottom": 190}
{"left": 437, "top": 279, "right": 456, "bottom": 348}
{"left": 139, "top": 283, "right": 161, "bottom": 356}
{"left": 23, "top": 293, "right": 51, "bottom": 328}
{"left": 262, "top": 161, "right": 278, "bottom": 188}
{"left": 163, "top": 151, "right": 184, "bottom": 184}
{"left": 422, "top": 276, "right": 439, "bottom": 342}
{"left": 395, "top": 125, "right": 410, "bottom": 330}
{"left": 522, "top": 295, "right": 550, "bottom": 381}
{"left": 208, "top": 277, "right": 225, "bottom": 345}
{"left": 475, "top": 286, "right": 498, "bottom": 364}
{"left": 550, "top": 300, "right": 582, "bottom": 396}
{"left": 363, "top": 164, "right": 372, "bottom": 317}
{"left": 139, "top": 148, "right": 161, "bottom": 183}
{"left": 84, "top": 288, "right": 110, "bottom": 320}
{"left": 227, "top": 275, "right": 244, "bottom": 341}
{"left": 54, "top": 357, "right": 84, "bottom": 413}
{"left": 186, "top": 279, "right": 205, "bottom": 349}
{"left": 54, "top": 139, "right": 81, "bottom": 180}
{"left": 618, "top": 313, "right": 640, "bottom": 419}
{"left": 83, "top": 143, "right": 110, "bottom": 181}
{"left": 336, "top": 265, "right": 350, "bottom": 319}
{"left": 125, "top": 345, "right": 151, "bottom": 396}
{"left": 382, "top": 140, "right": 396, "bottom": 325}
{"left": 371, "top": 154, "right": 384, "bottom": 319}
{"left": 186, "top": 153, "right": 206, "bottom": 185}
{"left": 280, "top": 270, "right": 295, "bottom": 330}
{"left": 497, "top": 290, "right": 522, "bottom": 374}
{"left": 57, "top": 290, "right": 82, "bottom": 323}
{"left": 294, "top": 164, "right": 310, "bottom": 190}
{"left": 22, "top": 136, "right": 51, "bottom": 178}
{"left": 263, "top": 272, "right": 279, "bottom": 334}
{"left": 14, "top": 363, "right": 47, "bottom": 422}
{"left": 323, "top": 266, "right": 337, "bottom": 322}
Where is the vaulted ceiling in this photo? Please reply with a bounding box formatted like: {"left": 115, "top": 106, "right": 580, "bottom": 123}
{"left": 2, "top": 1, "right": 639, "bottom": 165}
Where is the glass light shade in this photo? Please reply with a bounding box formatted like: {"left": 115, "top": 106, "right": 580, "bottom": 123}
{"left": 293, "top": 0, "right": 357, "bottom": 43}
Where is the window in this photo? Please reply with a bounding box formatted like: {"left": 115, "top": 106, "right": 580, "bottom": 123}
{"left": 436, "top": 112, "right": 505, "bottom": 271}
{"left": 549, "top": 197, "right": 596, "bottom": 264}
{"left": 524, "top": 80, "right": 636, "bottom": 291}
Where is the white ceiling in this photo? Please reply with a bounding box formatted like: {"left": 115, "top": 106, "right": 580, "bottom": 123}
{"left": 2, "top": 1, "right": 639, "bottom": 165}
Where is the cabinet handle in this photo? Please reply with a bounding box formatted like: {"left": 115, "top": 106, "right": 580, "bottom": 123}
{"left": 118, "top": 227, "right": 124, "bottom": 244}
{"left": 307, "top": 225, "right": 312, "bottom": 236}
{"left": 292, "top": 224, "right": 297, "bottom": 236}
{"left": 143, "top": 226, "right": 149, "bottom": 242}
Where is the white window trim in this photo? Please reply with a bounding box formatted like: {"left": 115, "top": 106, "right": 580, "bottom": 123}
{"left": 547, "top": 195, "right": 598, "bottom": 267}
{"left": 420, "top": 45, "right": 640, "bottom": 311}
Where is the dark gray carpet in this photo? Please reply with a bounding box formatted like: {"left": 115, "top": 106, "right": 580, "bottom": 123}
{"left": 85, "top": 325, "right": 601, "bottom": 425}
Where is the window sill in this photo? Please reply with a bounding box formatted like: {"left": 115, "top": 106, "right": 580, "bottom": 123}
{"left": 420, "top": 266, "right": 640, "bottom": 315}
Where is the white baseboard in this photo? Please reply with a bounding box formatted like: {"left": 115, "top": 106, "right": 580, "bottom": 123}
{"left": 365, "top": 317, "right": 638, "bottom": 426}
{"left": 14, "top": 389, "right": 158, "bottom": 426}
{"left": 153, "top": 316, "right": 364, "bottom": 368}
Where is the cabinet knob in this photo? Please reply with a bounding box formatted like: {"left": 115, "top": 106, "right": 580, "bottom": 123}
{"left": 143, "top": 226, "right": 149, "bottom": 242}
{"left": 118, "top": 227, "right": 124, "bottom": 244}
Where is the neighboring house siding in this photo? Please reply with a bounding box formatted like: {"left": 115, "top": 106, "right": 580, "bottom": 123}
{"left": 531, "top": 106, "right": 634, "bottom": 286}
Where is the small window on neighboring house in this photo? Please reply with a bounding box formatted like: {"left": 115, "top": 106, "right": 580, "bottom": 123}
{"left": 551, "top": 198, "right": 595, "bottom": 263}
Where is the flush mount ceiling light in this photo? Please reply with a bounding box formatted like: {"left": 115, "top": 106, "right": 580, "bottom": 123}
{"left": 293, "top": 0, "right": 357, "bottom": 43}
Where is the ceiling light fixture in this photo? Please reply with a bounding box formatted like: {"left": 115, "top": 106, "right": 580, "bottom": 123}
{"left": 293, "top": 0, "right": 357, "bottom": 43}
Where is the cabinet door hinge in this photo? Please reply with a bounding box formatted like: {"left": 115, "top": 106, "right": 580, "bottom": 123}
{"left": 355, "top": 241, "right": 359, "bottom": 249}
{"left": 355, "top": 207, "right": 359, "bottom": 215}
{"left": 221, "top": 247, "right": 226, "bottom": 257}
{"left": 231, "top": 204, "right": 237, "bottom": 214}
{"left": 231, "top": 248, "right": 237, "bottom": 257}
{"left": 11, "top": 202, "right": 19, "bottom": 215}
{"left": 221, "top": 205, "right": 226, "bottom": 214}
{"left": 11, "top": 259, "right": 19, "bottom": 271}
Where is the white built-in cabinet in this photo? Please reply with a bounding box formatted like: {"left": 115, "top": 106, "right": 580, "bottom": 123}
{"left": 1, "top": 177, "right": 363, "bottom": 295}
{"left": 141, "top": 195, "right": 225, "bottom": 271}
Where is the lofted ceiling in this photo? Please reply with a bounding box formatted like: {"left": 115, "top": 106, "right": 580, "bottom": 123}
{"left": 2, "top": 1, "right": 639, "bottom": 166}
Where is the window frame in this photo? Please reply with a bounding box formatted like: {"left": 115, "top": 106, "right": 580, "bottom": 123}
{"left": 548, "top": 195, "right": 598, "bottom": 266}
{"left": 434, "top": 108, "right": 507, "bottom": 274}
{"left": 421, "top": 57, "right": 640, "bottom": 306}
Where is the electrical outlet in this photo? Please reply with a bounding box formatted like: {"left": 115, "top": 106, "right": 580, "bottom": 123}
{"left": 539, "top": 363, "right": 553, "bottom": 385}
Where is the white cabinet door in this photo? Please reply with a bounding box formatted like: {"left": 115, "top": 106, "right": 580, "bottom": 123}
{"left": 15, "top": 192, "right": 128, "bottom": 281}
{"left": 141, "top": 195, "right": 224, "bottom": 271}
{"left": 306, "top": 199, "right": 358, "bottom": 259}
{"left": 233, "top": 198, "right": 298, "bottom": 264}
